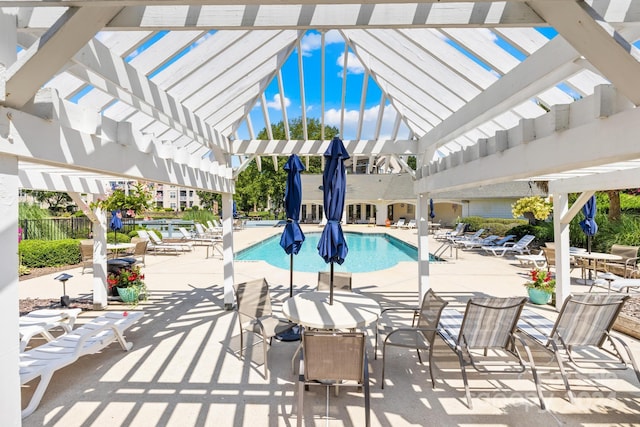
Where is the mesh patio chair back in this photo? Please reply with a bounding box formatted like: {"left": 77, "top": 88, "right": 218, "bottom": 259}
{"left": 317, "top": 271, "right": 352, "bottom": 292}
{"left": 80, "top": 240, "right": 93, "bottom": 274}
{"left": 459, "top": 297, "right": 526, "bottom": 349}
{"left": 131, "top": 239, "right": 148, "bottom": 266}
{"left": 234, "top": 278, "right": 274, "bottom": 326}
{"left": 297, "top": 331, "right": 370, "bottom": 426}
{"left": 416, "top": 289, "right": 449, "bottom": 344}
{"left": 302, "top": 331, "right": 366, "bottom": 382}
{"left": 551, "top": 293, "right": 629, "bottom": 347}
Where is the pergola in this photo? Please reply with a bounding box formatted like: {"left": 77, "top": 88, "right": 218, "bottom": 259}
{"left": 2, "top": 1, "right": 640, "bottom": 422}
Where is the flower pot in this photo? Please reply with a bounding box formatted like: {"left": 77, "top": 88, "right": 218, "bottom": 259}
{"left": 117, "top": 286, "right": 140, "bottom": 303}
{"left": 528, "top": 288, "right": 551, "bottom": 305}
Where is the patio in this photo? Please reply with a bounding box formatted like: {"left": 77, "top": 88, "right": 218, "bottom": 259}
{"left": 19, "top": 225, "right": 640, "bottom": 426}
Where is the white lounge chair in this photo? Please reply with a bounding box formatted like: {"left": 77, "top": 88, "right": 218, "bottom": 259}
{"left": 456, "top": 234, "right": 500, "bottom": 249}
{"left": 178, "top": 227, "right": 223, "bottom": 258}
{"left": 448, "top": 228, "right": 484, "bottom": 244}
{"left": 434, "top": 223, "right": 466, "bottom": 241}
{"left": 391, "top": 219, "right": 406, "bottom": 228}
{"left": 589, "top": 272, "right": 640, "bottom": 293}
{"left": 137, "top": 230, "right": 192, "bottom": 253}
{"left": 482, "top": 234, "right": 535, "bottom": 257}
{"left": 401, "top": 219, "right": 416, "bottom": 229}
{"left": 515, "top": 250, "right": 547, "bottom": 268}
{"left": 20, "top": 311, "right": 143, "bottom": 418}
{"left": 19, "top": 308, "right": 82, "bottom": 352}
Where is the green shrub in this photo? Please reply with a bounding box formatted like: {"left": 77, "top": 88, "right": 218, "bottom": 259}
{"left": 462, "top": 216, "right": 527, "bottom": 235}
{"left": 106, "top": 232, "right": 131, "bottom": 244}
{"left": 182, "top": 209, "right": 216, "bottom": 224}
{"left": 19, "top": 239, "right": 82, "bottom": 268}
{"left": 505, "top": 222, "right": 553, "bottom": 247}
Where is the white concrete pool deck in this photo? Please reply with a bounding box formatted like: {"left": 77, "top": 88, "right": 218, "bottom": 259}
{"left": 18, "top": 224, "right": 640, "bottom": 426}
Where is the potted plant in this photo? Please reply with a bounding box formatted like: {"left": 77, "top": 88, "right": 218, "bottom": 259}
{"left": 523, "top": 268, "right": 556, "bottom": 305}
{"left": 107, "top": 264, "right": 147, "bottom": 305}
{"left": 512, "top": 196, "right": 553, "bottom": 225}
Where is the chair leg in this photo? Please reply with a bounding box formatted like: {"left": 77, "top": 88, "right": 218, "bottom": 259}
{"left": 364, "top": 354, "right": 371, "bottom": 427}
{"left": 262, "top": 333, "right": 270, "bottom": 381}
{"left": 516, "top": 335, "right": 546, "bottom": 410}
{"left": 381, "top": 341, "right": 387, "bottom": 389}
{"left": 428, "top": 346, "right": 437, "bottom": 389}
{"left": 22, "top": 372, "right": 53, "bottom": 418}
{"left": 457, "top": 350, "right": 473, "bottom": 409}
{"left": 549, "top": 340, "right": 574, "bottom": 404}
{"left": 297, "top": 350, "right": 305, "bottom": 427}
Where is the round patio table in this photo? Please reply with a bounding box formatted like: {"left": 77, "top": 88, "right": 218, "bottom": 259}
{"left": 574, "top": 251, "right": 622, "bottom": 284}
{"left": 282, "top": 291, "right": 380, "bottom": 330}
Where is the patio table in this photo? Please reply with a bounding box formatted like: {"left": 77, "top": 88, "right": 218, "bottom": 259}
{"left": 574, "top": 252, "right": 622, "bottom": 284}
{"left": 282, "top": 291, "right": 380, "bottom": 330}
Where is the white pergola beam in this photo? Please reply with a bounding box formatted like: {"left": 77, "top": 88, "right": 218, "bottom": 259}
{"left": 550, "top": 167, "right": 640, "bottom": 195}
{"left": 69, "top": 39, "right": 230, "bottom": 161}
{"left": 530, "top": 1, "right": 640, "bottom": 106}
{"left": 233, "top": 139, "right": 417, "bottom": 156}
{"left": 4, "top": 6, "right": 122, "bottom": 108}
{"left": 416, "top": 101, "right": 640, "bottom": 194}
{"left": 16, "top": 3, "right": 547, "bottom": 30}
{"left": 419, "top": 35, "right": 582, "bottom": 153}
{"left": 18, "top": 164, "right": 108, "bottom": 195}
{"left": 1, "top": 106, "right": 234, "bottom": 192}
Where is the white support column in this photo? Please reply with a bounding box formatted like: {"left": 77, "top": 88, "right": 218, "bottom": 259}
{"left": 222, "top": 192, "right": 235, "bottom": 310}
{"left": 0, "top": 154, "right": 21, "bottom": 425}
{"left": 375, "top": 202, "right": 386, "bottom": 226}
{"left": 417, "top": 194, "right": 431, "bottom": 304}
{"left": 93, "top": 208, "right": 108, "bottom": 309}
{"left": 553, "top": 193, "right": 571, "bottom": 309}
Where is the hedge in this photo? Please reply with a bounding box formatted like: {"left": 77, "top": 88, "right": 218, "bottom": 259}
{"left": 19, "top": 239, "right": 82, "bottom": 268}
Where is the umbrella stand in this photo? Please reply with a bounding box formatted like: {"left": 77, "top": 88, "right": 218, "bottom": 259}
{"left": 330, "top": 262, "right": 334, "bottom": 305}
{"left": 289, "top": 253, "right": 294, "bottom": 298}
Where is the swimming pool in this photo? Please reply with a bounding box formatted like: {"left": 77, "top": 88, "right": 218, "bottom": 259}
{"left": 236, "top": 232, "right": 436, "bottom": 273}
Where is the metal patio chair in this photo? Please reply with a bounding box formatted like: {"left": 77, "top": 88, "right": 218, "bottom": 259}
{"left": 439, "top": 296, "right": 545, "bottom": 409}
{"left": 297, "top": 330, "right": 370, "bottom": 427}
{"left": 317, "top": 271, "right": 352, "bottom": 292}
{"left": 376, "top": 289, "right": 448, "bottom": 389}
{"left": 518, "top": 293, "right": 640, "bottom": 403}
{"left": 234, "top": 278, "right": 295, "bottom": 380}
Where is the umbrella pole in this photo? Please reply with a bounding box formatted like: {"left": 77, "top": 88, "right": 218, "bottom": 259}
{"left": 289, "top": 253, "right": 294, "bottom": 298}
{"left": 587, "top": 235, "right": 593, "bottom": 281}
{"left": 330, "top": 262, "right": 334, "bottom": 305}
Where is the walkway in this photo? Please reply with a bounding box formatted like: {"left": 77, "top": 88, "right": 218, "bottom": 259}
{"left": 18, "top": 225, "right": 640, "bottom": 426}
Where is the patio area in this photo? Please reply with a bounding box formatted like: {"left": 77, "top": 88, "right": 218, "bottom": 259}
{"left": 19, "top": 225, "right": 640, "bottom": 426}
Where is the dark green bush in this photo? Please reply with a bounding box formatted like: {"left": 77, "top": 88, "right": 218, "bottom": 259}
{"left": 19, "top": 239, "right": 81, "bottom": 268}
{"left": 106, "top": 232, "right": 131, "bottom": 244}
{"left": 462, "top": 216, "right": 527, "bottom": 236}
{"left": 505, "top": 222, "right": 554, "bottom": 248}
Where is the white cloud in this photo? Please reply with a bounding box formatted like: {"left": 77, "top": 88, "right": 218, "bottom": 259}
{"left": 476, "top": 28, "right": 499, "bottom": 43}
{"left": 323, "top": 104, "right": 410, "bottom": 140}
{"left": 265, "top": 93, "right": 291, "bottom": 110}
{"left": 336, "top": 51, "right": 364, "bottom": 77}
{"left": 300, "top": 30, "right": 343, "bottom": 56}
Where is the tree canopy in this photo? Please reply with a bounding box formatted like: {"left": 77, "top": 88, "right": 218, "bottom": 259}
{"left": 234, "top": 117, "right": 339, "bottom": 213}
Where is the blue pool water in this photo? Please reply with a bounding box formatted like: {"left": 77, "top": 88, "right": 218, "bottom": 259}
{"left": 236, "top": 232, "right": 433, "bottom": 273}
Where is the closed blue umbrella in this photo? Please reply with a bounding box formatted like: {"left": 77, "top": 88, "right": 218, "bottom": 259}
{"left": 429, "top": 198, "right": 435, "bottom": 219}
{"left": 317, "top": 136, "right": 350, "bottom": 304}
{"left": 579, "top": 195, "right": 598, "bottom": 280}
{"left": 580, "top": 194, "right": 598, "bottom": 248}
{"left": 110, "top": 210, "right": 122, "bottom": 242}
{"left": 279, "top": 154, "right": 306, "bottom": 297}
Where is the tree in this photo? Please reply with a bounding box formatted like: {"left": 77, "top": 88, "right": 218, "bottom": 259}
{"left": 607, "top": 190, "right": 621, "bottom": 221}
{"left": 23, "top": 190, "right": 72, "bottom": 212}
{"left": 92, "top": 182, "right": 153, "bottom": 216}
{"left": 234, "top": 117, "right": 339, "bottom": 213}
{"left": 196, "top": 191, "right": 221, "bottom": 211}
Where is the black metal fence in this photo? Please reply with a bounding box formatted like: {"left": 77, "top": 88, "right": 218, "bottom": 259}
{"left": 20, "top": 217, "right": 138, "bottom": 241}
